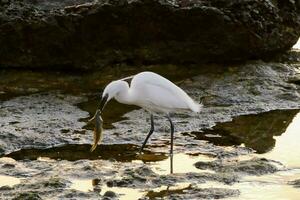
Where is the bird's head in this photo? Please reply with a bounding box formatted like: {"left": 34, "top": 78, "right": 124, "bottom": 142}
{"left": 99, "top": 80, "right": 126, "bottom": 112}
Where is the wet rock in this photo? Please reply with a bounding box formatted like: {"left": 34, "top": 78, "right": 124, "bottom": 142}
{"left": 186, "top": 172, "right": 239, "bottom": 185}
{"left": 187, "top": 187, "right": 240, "bottom": 199}
{"left": 107, "top": 178, "right": 134, "bottom": 187}
{"left": 288, "top": 179, "right": 300, "bottom": 188}
{"left": 288, "top": 74, "right": 300, "bottom": 85}
{"left": 106, "top": 165, "right": 169, "bottom": 188}
{"left": 60, "top": 190, "right": 100, "bottom": 199}
{"left": 0, "top": 0, "right": 299, "bottom": 69}
{"left": 12, "top": 192, "right": 42, "bottom": 200}
{"left": 195, "top": 158, "right": 279, "bottom": 176}
{"left": 107, "top": 164, "right": 240, "bottom": 190}
{"left": 0, "top": 92, "right": 89, "bottom": 154}
{"left": 125, "top": 165, "right": 158, "bottom": 178}
{"left": 0, "top": 186, "right": 12, "bottom": 191}
{"left": 0, "top": 147, "right": 4, "bottom": 156}
{"left": 92, "top": 178, "right": 101, "bottom": 186}
{"left": 42, "top": 177, "right": 66, "bottom": 188}
{"left": 145, "top": 184, "right": 240, "bottom": 199}
{"left": 2, "top": 163, "right": 15, "bottom": 169}
{"left": 103, "top": 191, "right": 117, "bottom": 199}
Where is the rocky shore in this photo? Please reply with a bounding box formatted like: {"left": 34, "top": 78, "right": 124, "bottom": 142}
{"left": 0, "top": 0, "right": 300, "bottom": 69}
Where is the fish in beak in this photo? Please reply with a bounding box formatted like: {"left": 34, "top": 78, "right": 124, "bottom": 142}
{"left": 88, "top": 94, "right": 108, "bottom": 152}
{"left": 89, "top": 109, "right": 103, "bottom": 152}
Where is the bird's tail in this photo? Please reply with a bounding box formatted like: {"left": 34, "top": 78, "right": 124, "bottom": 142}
{"left": 191, "top": 102, "right": 203, "bottom": 113}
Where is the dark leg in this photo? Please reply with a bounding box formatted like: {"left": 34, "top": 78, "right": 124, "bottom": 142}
{"left": 139, "top": 114, "right": 154, "bottom": 153}
{"left": 167, "top": 116, "right": 174, "bottom": 174}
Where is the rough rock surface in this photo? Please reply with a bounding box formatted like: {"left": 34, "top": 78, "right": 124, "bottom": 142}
{"left": 0, "top": 0, "right": 300, "bottom": 69}
{"left": 195, "top": 158, "right": 280, "bottom": 175}
{"left": 0, "top": 92, "right": 89, "bottom": 155}
{"left": 0, "top": 53, "right": 300, "bottom": 198}
{"left": 0, "top": 59, "right": 300, "bottom": 156}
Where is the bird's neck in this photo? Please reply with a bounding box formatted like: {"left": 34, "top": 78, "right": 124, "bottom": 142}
{"left": 115, "top": 82, "right": 134, "bottom": 105}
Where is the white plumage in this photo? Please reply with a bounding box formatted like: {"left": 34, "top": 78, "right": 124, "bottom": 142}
{"left": 98, "top": 71, "right": 202, "bottom": 173}
{"left": 102, "top": 71, "right": 202, "bottom": 113}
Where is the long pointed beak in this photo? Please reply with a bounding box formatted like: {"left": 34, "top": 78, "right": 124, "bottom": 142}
{"left": 99, "top": 93, "right": 109, "bottom": 112}
{"left": 88, "top": 93, "right": 108, "bottom": 124}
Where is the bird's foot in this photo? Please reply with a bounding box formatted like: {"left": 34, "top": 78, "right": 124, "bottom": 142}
{"left": 138, "top": 148, "right": 144, "bottom": 155}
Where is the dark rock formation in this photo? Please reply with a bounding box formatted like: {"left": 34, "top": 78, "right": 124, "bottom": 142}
{"left": 0, "top": 0, "right": 300, "bottom": 69}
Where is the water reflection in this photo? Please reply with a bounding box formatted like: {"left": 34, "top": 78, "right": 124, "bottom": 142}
{"left": 5, "top": 144, "right": 167, "bottom": 162}
{"left": 148, "top": 153, "right": 214, "bottom": 175}
{"left": 188, "top": 110, "right": 298, "bottom": 153}
{"left": 70, "top": 179, "right": 145, "bottom": 199}
{"left": 262, "top": 112, "right": 300, "bottom": 167}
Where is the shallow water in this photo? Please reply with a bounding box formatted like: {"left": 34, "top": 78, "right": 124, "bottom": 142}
{"left": 261, "top": 111, "right": 300, "bottom": 167}
{"left": 0, "top": 175, "right": 21, "bottom": 187}
{"left": 232, "top": 170, "right": 300, "bottom": 200}
{"left": 66, "top": 110, "right": 300, "bottom": 199}
{"left": 188, "top": 109, "right": 298, "bottom": 154}
{"left": 71, "top": 179, "right": 146, "bottom": 199}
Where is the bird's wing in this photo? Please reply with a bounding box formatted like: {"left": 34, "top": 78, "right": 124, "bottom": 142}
{"left": 120, "top": 75, "right": 135, "bottom": 81}
{"left": 131, "top": 72, "right": 201, "bottom": 112}
{"left": 120, "top": 75, "right": 135, "bottom": 85}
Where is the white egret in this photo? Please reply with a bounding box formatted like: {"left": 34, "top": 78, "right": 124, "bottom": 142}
{"left": 94, "top": 71, "right": 202, "bottom": 172}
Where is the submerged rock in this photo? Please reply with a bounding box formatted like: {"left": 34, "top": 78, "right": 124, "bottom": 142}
{"left": 103, "top": 191, "right": 117, "bottom": 199}
{"left": 0, "top": 0, "right": 299, "bottom": 69}
{"left": 288, "top": 179, "right": 300, "bottom": 188}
